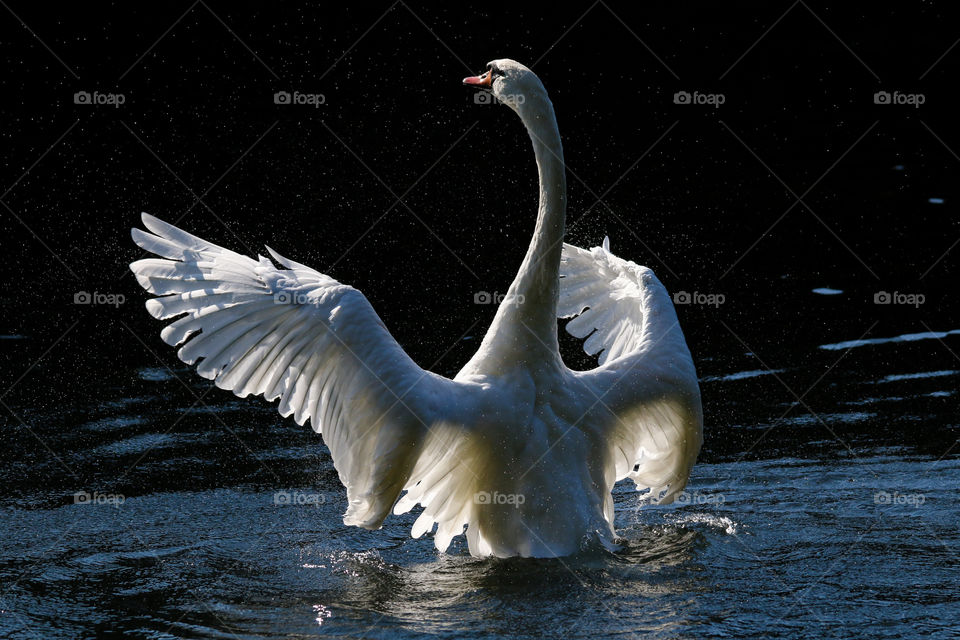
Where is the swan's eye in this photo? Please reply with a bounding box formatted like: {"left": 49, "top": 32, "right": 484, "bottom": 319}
{"left": 489, "top": 66, "right": 504, "bottom": 79}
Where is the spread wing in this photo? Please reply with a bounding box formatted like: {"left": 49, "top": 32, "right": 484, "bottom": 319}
{"left": 560, "top": 237, "right": 703, "bottom": 504}
{"left": 129, "top": 213, "right": 478, "bottom": 531}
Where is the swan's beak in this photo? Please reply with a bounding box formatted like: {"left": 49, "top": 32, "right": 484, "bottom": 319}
{"left": 463, "top": 71, "right": 493, "bottom": 89}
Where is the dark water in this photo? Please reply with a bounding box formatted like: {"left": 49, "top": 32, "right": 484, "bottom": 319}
{"left": 1, "top": 281, "right": 958, "bottom": 639}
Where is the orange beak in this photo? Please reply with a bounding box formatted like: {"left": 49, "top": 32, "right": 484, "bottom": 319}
{"left": 463, "top": 70, "right": 493, "bottom": 87}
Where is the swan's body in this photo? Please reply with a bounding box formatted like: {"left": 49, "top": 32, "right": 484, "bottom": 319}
{"left": 129, "top": 59, "right": 702, "bottom": 558}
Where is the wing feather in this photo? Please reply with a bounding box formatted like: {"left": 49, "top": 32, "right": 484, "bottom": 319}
{"left": 560, "top": 238, "right": 702, "bottom": 504}
{"left": 130, "top": 213, "right": 479, "bottom": 531}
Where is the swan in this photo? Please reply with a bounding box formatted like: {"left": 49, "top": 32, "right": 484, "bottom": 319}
{"left": 128, "top": 59, "right": 702, "bottom": 558}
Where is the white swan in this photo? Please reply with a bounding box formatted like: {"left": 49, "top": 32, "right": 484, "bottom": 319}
{"left": 128, "top": 59, "right": 702, "bottom": 558}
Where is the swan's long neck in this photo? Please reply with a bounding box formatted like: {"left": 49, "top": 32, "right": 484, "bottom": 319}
{"left": 510, "top": 99, "right": 566, "bottom": 338}
{"left": 468, "top": 93, "right": 566, "bottom": 373}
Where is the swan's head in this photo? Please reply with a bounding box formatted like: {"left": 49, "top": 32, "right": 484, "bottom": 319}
{"left": 463, "top": 59, "right": 547, "bottom": 114}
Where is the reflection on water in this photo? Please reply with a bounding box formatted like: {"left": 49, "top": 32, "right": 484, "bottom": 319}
{"left": 700, "top": 368, "right": 786, "bottom": 382}
{"left": 820, "top": 328, "right": 960, "bottom": 351}
{"left": 877, "top": 369, "right": 958, "bottom": 383}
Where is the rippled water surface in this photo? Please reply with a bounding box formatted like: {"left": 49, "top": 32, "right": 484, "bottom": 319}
{"left": 1, "top": 288, "right": 958, "bottom": 640}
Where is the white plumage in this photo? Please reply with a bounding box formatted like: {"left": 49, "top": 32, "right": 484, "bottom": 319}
{"left": 129, "top": 59, "right": 702, "bottom": 558}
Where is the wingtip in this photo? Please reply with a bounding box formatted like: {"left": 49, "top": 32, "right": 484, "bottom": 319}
{"left": 265, "top": 245, "right": 301, "bottom": 270}
{"left": 140, "top": 212, "right": 172, "bottom": 238}
{"left": 131, "top": 226, "right": 152, "bottom": 249}
{"left": 132, "top": 213, "right": 156, "bottom": 245}
{"left": 129, "top": 257, "right": 148, "bottom": 275}
{"left": 602, "top": 236, "right": 611, "bottom": 252}
{"left": 144, "top": 298, "right": 164, "bottom": 319}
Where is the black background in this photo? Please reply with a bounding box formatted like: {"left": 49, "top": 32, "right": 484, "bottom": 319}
{"left": 2, "top": 1, "right": 958, "bottom": 429}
